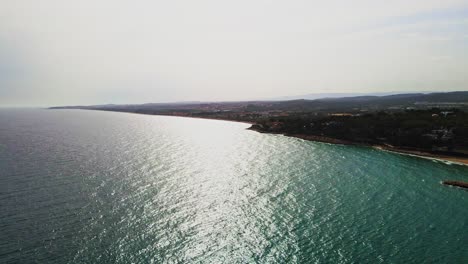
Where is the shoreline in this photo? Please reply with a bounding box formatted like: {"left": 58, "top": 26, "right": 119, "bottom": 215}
{"left": 248, "top": 128, "right": 468, "bottom": 166}
{"left": 152, "top": 114, "right": 257, "bottom": 125}
{"left": 52, "top": 109, "right": 468, "bottom": 166}
{"left": 56, "top": 108, "right": 257, "bottom": 125}
{"left": 112, "top": 111, "right": 468, "bottom": 166}
{"left": 372, "top": 145, "right": 468, "bottom": 166}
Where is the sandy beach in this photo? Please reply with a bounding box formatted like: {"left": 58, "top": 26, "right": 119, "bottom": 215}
{"left": 252, "top": 129, "right": 468, "bottom": 166}
{"left": 372, "top": 145, "right": 468, "bottom": 166}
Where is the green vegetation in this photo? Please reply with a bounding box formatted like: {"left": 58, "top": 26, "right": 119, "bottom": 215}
{"left": 254, "top": 109, "right": 468, "bottom": 154}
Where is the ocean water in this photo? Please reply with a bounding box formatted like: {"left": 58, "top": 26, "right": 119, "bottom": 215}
{"left": 0, "top": 109, "right": 467, "bottom": 263}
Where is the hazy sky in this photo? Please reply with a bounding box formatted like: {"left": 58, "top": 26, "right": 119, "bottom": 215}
{"left": 1, "top": 0, "right": 468, "bottom": 106}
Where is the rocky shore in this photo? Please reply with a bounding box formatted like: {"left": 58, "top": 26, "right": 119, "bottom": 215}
{"left": 442, "top": 181, "right": 468, "bottom": 189}
{"left": 248, "top": 125, "right": 468, "bottom": 166}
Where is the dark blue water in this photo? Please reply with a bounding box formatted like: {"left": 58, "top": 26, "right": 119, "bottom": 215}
{"left": 1, "top": 109, "right": 467, "bottom": 263}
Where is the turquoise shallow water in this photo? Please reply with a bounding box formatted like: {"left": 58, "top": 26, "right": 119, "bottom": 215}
{"left": 0, "top": 109, "right": 467, "bottom": 263}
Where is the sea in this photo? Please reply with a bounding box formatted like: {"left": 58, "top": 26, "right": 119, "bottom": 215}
{"left": 0, "top": 109, "right": 467, "bottom": 263}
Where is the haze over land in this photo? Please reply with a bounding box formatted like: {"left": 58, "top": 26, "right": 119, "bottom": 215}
{"left": 1, "top": 0, "right": 468, "bottom": 107}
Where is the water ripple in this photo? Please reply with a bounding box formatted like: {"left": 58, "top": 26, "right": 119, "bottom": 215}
{"left": 0, "top": 109, "right": 467, "bottom": 263}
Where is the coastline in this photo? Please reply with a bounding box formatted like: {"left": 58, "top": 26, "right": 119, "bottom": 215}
{"left": 52, "top": 109, "right": 468, "bottom": 166}
{"left": 125, "top": 111, "right": 468, "bottom": 165}
{"left": 372, "top": 145, "right": 468, "bottom": 166}
{"left": 152, "top": 114, "right": 257, "bottom": 125}
{"left": 58, "top": 108, "right": 257, "bottom": 125}
{"left": 248, "top": 127, "right": 468, "bottom": 166}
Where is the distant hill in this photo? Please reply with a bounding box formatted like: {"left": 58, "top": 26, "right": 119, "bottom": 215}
{"left": 50, "top": 91, "right": 468, "bottom": 112}
{"left": 270, "top": 91, "right": 440, "bottom": 101}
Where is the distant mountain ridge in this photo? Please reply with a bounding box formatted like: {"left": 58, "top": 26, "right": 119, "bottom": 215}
{"left": 314, "top": 91, "right": 468, "bottom": 104}
{"left": 270, "top": 91, "right": 444, "bottom": 101}
{"left": 50, "top": 91, "right": 468, "bottom": 111}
